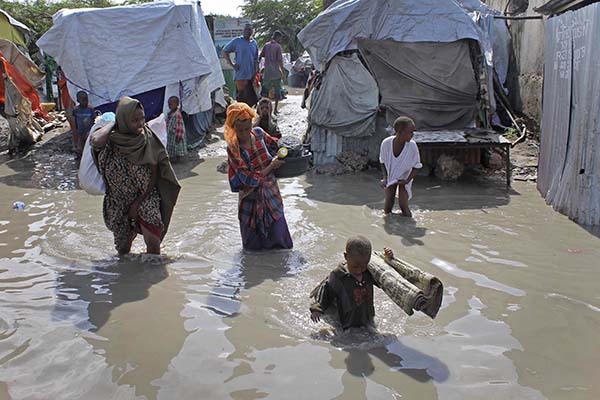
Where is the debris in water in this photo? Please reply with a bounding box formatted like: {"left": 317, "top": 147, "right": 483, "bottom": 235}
{"left": 216, "top": 160, "right": 228, "bottom": 174}
{"left": 435, "top": 154, "right": 464, "bottom": 181}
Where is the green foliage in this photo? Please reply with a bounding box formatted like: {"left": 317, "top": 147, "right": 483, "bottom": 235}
{"left": 0, "top": 0, "right": 152, "bottom": 54}
{"left": 241, "top": 0, "right": 322, "bottom": 59}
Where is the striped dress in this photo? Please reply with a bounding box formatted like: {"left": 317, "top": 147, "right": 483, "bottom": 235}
{"left": 227, "top": 128, "right": 293, "bottom": 250}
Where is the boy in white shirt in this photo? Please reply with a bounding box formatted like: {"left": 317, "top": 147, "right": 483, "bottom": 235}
{"left": 379, "top": 116, "right": 422, "bottom": 217}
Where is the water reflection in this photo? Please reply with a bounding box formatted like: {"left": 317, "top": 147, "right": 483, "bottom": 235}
{"left": 54, "top": 256, "right": 188, "bottom": 399}
{"left": 344, "top": 345, "right": 448, "bottom": 383}
{"left": 54, "top": 257, "right": 170, "bottom": 331}
{"left": 202, "top": 250, "right": 306, "bottom": 318}
{"left": 383, "top": 214, "right": 427, "bottom": 246}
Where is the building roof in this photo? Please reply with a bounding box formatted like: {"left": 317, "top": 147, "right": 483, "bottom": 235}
{"left": 534, "top": 0, "right": 599, "bottom": 15}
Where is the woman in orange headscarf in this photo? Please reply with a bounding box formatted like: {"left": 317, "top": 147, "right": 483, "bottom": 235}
{"left": 225, "top": 102, "right": 293, "bottom": 250}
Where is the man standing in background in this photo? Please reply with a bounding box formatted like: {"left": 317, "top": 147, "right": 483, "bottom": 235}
{"left": 222, "top": 24, "right": 259, "bottom": 107}
{"left": 259, "top": 31, "right": 286, "bottom": 114}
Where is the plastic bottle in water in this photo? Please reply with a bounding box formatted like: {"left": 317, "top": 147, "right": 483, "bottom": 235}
{"left": 12, "top": 201, "right": 25, "bottom": 211}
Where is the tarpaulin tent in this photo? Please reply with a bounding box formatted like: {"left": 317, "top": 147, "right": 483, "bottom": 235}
{"left": 298, "top": 0, "right": 511, "bottom": 165}
{"left": 37, "top": 0, "right": 224, "bottom": 120}
{"left": 0, "top": 9, "right": 31, "bottom": 49}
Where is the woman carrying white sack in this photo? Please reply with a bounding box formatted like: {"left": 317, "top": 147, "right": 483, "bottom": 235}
{"left": 379, "top": 116, "right": 422, "bottom": 217}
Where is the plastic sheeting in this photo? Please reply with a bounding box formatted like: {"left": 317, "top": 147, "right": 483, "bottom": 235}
{"left": 96, "top": 87, "right": 165, "bottom": 121}
{"left": 308, "top": 53, "right": 378, "bottom": 137}
{"left": 0, "top": 39, "right": 44, "bottom": 87}
{"left": 310, "top": 114, "right": 390, "bottom": 165}
{"left": 3, "top": 72, "right": 43, "bottom": 151}
{"left": 184, "top": 108, "right": 213, "bottom": 150}
{"left": 538, "top": 3, "right": 600, "bottom": 226}
{"left": 358, "top": 39, "right": 478, "bottom": 130}
{"left": 37, "top": 1, "right": 223, "bottom": 112}
{"left": 456, "top": 0, "right": 512, "bottom": 85}
{"left": 298, "top": 0, "right": 492, "bottom": 71}
{"left": 0, "top": 10, "right": 30, "bottom": 48}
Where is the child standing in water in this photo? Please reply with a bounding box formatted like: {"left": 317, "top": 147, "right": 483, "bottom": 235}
{"left": 379, "top": 116, "right": 422, "bottom": 217}
{"left": 71, "top": 91, "right": 95, "bottom": 157}
{"left": 166, "top": 96, "right": 187, "bottom": 162}
{"left": 310, "top": 236, "right": 393, "bottom": 330}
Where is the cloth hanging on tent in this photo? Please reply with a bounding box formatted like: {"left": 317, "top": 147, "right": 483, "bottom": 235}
{"left": 2, "top": 70, "right": 43, "bottom": 150}
{"left": 0, "top": 39, "right": 44, "bottom": 87}
{"left": 0, "top": 52, "right": 49, "bottom": 120}
{"left": 308, "top": 53, "right": 378, "bottom": 138}
{"left": 358, "top": 39, "right": 479, "bottom": 130}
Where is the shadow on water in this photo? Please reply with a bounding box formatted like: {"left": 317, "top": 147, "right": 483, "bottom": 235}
{"left": 304, "top": 170, "right": 520, "bottom": 210}
{"left": 382, "top": 214, "right": 427, "bottom": 246}
{"left": 54, "top": 257, "right": 169, "bottom": 331}
{"left": 171, "top": 153, "right": 205, "bottom": 180}
{"left": 203, "top": 250, "right": 307, "bottom": 317}
{"left": 344, "top": 344, "right": 449, "bottom": 383}
{"left": 304, "top": 171, "right": 383, "bottom": 206}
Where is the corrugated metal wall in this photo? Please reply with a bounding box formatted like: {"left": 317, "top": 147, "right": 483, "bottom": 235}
{"left": 538, "top": 3, "right": 600, "bottom": 225}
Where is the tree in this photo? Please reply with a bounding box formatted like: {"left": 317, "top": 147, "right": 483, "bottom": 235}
{"left": 241, "top": 0, "right": 322, "bottom": 60}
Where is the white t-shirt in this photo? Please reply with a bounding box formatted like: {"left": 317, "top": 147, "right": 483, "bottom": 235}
{"left": 379, "top": 137, "right": 423, "bottom": 199}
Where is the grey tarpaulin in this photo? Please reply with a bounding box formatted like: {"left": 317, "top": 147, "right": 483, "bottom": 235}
{"left": 298, "top": 0, "right": 491, "bottom": 71}
{"left": 539, "top": 3, "right": 600, "bottom": 226}
{"left": 358, "top": 39, "right": 479, "bottom": 130}
{"left": 308, "top": 53, "right": 378, "bottom": 137}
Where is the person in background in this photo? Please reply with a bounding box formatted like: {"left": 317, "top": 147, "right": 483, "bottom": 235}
{"left": 310, "top": 236, "right": 393, "bottom": 330}
{"left": 259, "top": 31, "right": 286, "bottom": 114}
{"left": 379, "top": 116, "right": 422, "bottom": 217}
{"left": 71, "top": 91, "right": 95, "bottom": 157}
{"left": 222, "top": 24, "right": 259, "bottom": 107}
{"left": 165, "top": 96, "right": 187, "bottom": 162}
{"left": 254, "top": 98, "right": 282, "bottom": 139}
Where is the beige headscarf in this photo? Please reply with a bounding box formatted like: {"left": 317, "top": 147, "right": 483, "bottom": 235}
{"left": 110, "top": 96, "right": 181, "bottom": 237}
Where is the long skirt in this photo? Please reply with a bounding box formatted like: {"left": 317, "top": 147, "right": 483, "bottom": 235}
{"left": 240, "top": 216, "right": 293, "bottom": 251}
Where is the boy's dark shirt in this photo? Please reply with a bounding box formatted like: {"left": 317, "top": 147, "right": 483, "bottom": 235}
{"left": 310, "top": 263, "right": 378, "bottom": 329}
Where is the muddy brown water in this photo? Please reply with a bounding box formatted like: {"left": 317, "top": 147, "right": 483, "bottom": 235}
{"left": 0, "top": 100, "right": 599, "bottom": 400}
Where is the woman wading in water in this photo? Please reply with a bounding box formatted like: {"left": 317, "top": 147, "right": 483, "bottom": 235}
{"left": 92, "top": 97, "right": 181, "bottom": 255}
{"left": 225, "top": 102, "right": 293, "bottom": 250}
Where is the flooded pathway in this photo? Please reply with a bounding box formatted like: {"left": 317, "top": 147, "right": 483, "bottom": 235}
{"left": 0, "top": 97, "right": 599, "bottom": 400}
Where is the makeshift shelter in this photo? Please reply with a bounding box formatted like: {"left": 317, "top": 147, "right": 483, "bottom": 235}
{"left": 537, "top": 1, "right": 600, "bottom": 225}
{"left": 0, "top": 9, "right": 30, "bottom": 49}
{"left": 298, "top": 0, "right": 512, "bottom": 167}
{"left": 37, "top": 0, "right": 225, "bottom": 144}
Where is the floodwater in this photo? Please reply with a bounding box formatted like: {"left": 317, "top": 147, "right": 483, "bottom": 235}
{"left": 0, "top": 105, "right": 599, "bottom": 400}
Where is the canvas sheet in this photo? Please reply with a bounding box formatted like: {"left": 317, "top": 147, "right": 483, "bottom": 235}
{"left": 298, "top": 0, "right": 491, "bottom": 70}
{"left": 358, "top": 39, "right": 478, "bottom": 130}
{"left": 308, "top": 53, "right": 378, "bottom": 137}
{"left": 37, "top": 1, "right": 223, "bottom": 110}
